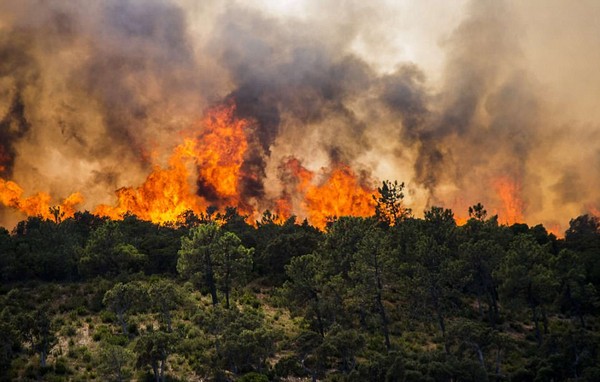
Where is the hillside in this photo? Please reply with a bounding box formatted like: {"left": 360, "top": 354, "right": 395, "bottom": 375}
{"left": 0, "top": 205, "right": 599, "bottom": 381}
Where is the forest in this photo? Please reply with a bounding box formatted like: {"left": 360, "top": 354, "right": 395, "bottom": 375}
{"left": 0, "top": 182, "right": 599, "bottom": 382}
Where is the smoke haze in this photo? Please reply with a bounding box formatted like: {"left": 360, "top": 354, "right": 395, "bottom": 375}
{"left": 1, "top": 0, "right": 598, "bottom": 231}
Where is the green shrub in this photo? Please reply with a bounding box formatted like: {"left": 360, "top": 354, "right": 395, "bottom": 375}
{"left": 100, "top": 310, "right": 116, "bottom": 323}
{"left": 106, "top": 334, "right": 129, "bottom": 346}
{"left": 82, "top": 349, "right": 93, "bottom": 363}
{"left": 582, "top": 367, "right": 600, "bottom": 382}
{"left": 62, "top": 325, "right": 77, "bottom": 337}
{"left": 54, "top": 357, "right": 70, "bottom": 375}
{"left": 67, "top": 347, "right": 79, "bottom": 359}
{"left": 239, "top": 292, "right": 261, "bottom": 309}
{"left": 127, "top": 322, "right": 139, "bottom": 335}
{"left": 76, "top": 305, "right": 88, "bottom": 316}
{"left": 93, "top": 325, "right": 111, "bottom": 342}
{"left": 274, "top": 355, "right": 305, "bottom": 379}
{"left": 238, "top": 372, "right": 269, "bottom": 382}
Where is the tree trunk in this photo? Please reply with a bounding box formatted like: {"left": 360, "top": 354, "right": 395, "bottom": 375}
{"left": 165, "top": 310, "right": 172, "bottom": 333}
{"left": 474, "top": 343, "right": 484, "bottom": 367}
{"left": 117, "top": 311, "right": 128, "bottom": 335}
{"left": 488, "top": 284, "right": 499, "bottom": 327}
{"left": 373, "top": 252, "right": 392, "bottom": 351}
{"left": 160, "top": 358, "right": 166, "bottom": 382}
{"left": 152, "top": 363, "right": 159, "bottom": 382}
{"left": 578, "top": 309, "right": 585, "bottom": 329}
{"left": 40, "top": 349, "right": 47, "bottom": 368}
{"left": 431, "top": 286, "right": 448, "bottom": 353}
{"left": 301, "top": 356, "right": 318, "bottom": 382}
{"left": 527, "top": 283, "right": 542, "bottom": 346}
{"left": 495, "top": 347, "right": 502, "bottom": 380}
{"left": 541, "top": 307, "right": 549, "bottom": 335}
{"left": 205, "top": 251, "right": 219, "bottom": 306}
{"left": 312, "top": 291, "right": 325, "bottom": 337}
{"left": 531, "top": 305, "right": 542, "bottom": 346}
{"left": 476, "top": 289, "right": 484, "bottom": 320}
{"left": 573, "top": 350, "right": 580, "bottom": 382}
{"left": 376, "top": 281, "right": 391, "bottom": 351}
{"left": 565, "top": 283, "right": 586, "bottom": 328}
{"left": 437, "top": 310, "right": 448, "bottom": 354}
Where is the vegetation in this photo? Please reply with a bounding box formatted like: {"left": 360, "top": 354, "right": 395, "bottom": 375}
{"left": 0, "top": 183, "right": 599, "bottom": 381}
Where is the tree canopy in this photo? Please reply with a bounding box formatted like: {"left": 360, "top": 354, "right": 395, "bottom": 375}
{"left": 0, "top": 201, "right": 599, "bottom": 381}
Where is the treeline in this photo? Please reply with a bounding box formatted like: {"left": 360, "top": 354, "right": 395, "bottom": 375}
{"left": 0, "top": 185, "right": 599, "bottom": 381}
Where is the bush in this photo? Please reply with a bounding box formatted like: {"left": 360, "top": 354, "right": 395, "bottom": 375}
{"left": 100, "top": 310, "right": 116, "bottom": 323}
{"left": 511, "top": 368, "right": 535, "bottom": 382}
{"left": 582, "top": 367, "right": 600, "bottom": 382}
{"left": 106, "top": 334, "right": 129, "bottom": 346}
{"left": 239, "top": 292, "right": 261, "bottom": 309}
{"left": 93, "top": 325, "right": 111, "bottom": 342}
{"left": 82, "top": 349, "right": 93, "bottom": 363}
{"left": 238, "top": 372, "right": 269, "bottom": 382}
{"left": 274, "top": 355, "right": 305, "bottom": 379}
{"left": 127, "top": 322, "right": 139, "bottom": 336}
{"left": 54, "top": 358, "right": 70, "bottom": 375}
{"left": 67, "top": 348, "right": 79, "bottom": 359}
{"left": 76, "top": 305, "right": 88, "bottom": 316}
{"left": 61, "top": 325, "right": 77, "bottom": 337}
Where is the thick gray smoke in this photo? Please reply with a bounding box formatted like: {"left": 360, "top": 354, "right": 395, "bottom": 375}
{"left": 0, "top": 0, "right": 598, "bottom": 230}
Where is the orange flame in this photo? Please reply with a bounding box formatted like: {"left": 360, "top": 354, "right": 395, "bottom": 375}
{"left": 95, "top": 102, "right": 253, "bottom": 224}
{"left": 493, "top": 176, "right": 524, "bottom": 225}
{"left": 1, "top": 102, "right": 380, "bottom": 229}
{"left": 454, "top": 216, "right": 468, "bottom": 226}
{"left": 0, "top": 178, "right": 83, "bottom": 221}
{"left": 193, "top": 102, "right": 251, "bottom": 208}
{"left": 94, "top": 138, "right": 203, "bottom": 224}
{"left": 279, "top": 158, "right": 376, "bottom": 229}
{"left": 546, "top": 223, "right": 563, "bottom": 237}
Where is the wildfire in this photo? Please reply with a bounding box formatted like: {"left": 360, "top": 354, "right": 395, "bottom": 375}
{"left": 0, "top": 101, "right": 381, "bottom": 229}
{"left": 454, "top": 216, "right": 468, "bottom": 226}
{"left": 0, "top": 178, "right": 83, "bottom": 221}
{"left": 278, "top": 157, "right": 376, "bottom": 229}
{"left": 493, "top": 176, "right": 524, "bottom": 225}
{"left": 546, "top": 223, "right": 563, "bottom": 237}
{"left": 94, "top": 102, "right": 252, "bottom": 224}
{"left": 94, "top": 138, "right": 203, "bottom": 224}
{"left": 193, "top": 102, "right": 250, "bottom": 207}
{"left": 1, "top": 97, "right": 558, "bottom": 232}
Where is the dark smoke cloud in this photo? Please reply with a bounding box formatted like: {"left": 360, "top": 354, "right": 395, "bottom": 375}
{"left": 210, "top": 7, "right": 375, "bottom": 166}
{"left": 203, "top": 6, "right": 380, "bottom": 203}
{"left": 0, "top": 27, "right": 38, "bottom": 177}
{"left": 0, "top": 93, "right": 31, "bottom": 177}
